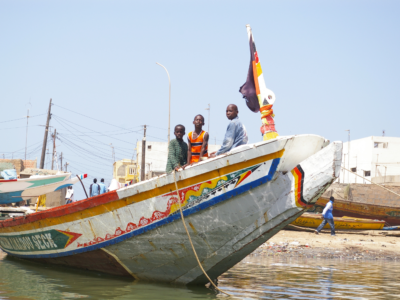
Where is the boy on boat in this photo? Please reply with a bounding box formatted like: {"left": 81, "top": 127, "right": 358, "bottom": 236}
{"left": 210, "top": 104, "right": 248, "bottom": 157}
{"left": 187, "top": 114, "right": 209, "bottom": 165}
{"left": 166, "top": 125, "right": 189, "bottom": 173}
{"left": 315, "top": 196, "right": 336, "bottom": 236}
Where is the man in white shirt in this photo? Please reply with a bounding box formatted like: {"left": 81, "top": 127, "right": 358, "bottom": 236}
{"left": 315, "top": 196, "right": 336, "bottom": 236}
{"left": 65, "top": 186, "right": 74, "bottom": 204}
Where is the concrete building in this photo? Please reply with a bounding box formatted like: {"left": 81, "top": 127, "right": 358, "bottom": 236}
{"left": 113, "top": 159, "right": 137, "bottom": 185}
{"left": 339, "top": 136, "right": 400, "bottom": 185}
{"left": 0, "top": 159, "right": 37, "bottom": 176}
{"left": 136, "top": 141, "right": 221, "bottom": 179}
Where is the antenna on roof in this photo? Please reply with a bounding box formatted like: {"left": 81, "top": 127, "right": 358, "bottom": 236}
{"left": 383, "top": 130, "right": 385, "bottom": 137}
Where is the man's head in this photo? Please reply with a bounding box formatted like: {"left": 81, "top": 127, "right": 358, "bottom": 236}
{"left": 193, "top": 114, "right": 205, "bottom": 129}
{"left": 226, "top": 104, "right": 238, "bottom": 120}
{"left": 174, "top": 125, "right": 185, "bottom": 140}
{"left": 101, "top": 178, "right": 104, "bottom": 183}
{"left": 330, "top": 196, "right": 335, "bottom": 202}
{"left": 93, "top": 178, "right": 97, "bottom": 183}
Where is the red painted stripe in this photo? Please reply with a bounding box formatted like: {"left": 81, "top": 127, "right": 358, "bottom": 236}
{"left": 0, "top": 191, "right": 119, "bottom": 228}
{"left": 0, "top": 179, "right": 18, "bottom": 182}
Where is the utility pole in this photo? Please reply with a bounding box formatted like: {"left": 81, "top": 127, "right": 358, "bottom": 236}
{"left": 59, "top": 152, "right": 63, "bottom": 172}
{"left": 51, "top": 129, "right": 56, "bottom": 170}
{"left": 40, "top": 98, "right": 52, "bottom": 169}
{"left": 205, "top": 104, "right": 210, "bottom": 135}
{"left": 345, "top": 129, "right": 350, "bottom": 183}
{"left": 141, "top": 125, "right": 147, "bottom": 181}
{"left": 25, "top": 109, "right": 30, "bottom": 163}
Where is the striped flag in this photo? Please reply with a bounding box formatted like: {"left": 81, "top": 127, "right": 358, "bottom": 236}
{"left": 239, "top": 25, "right": 276, "bottom": 113}
{"left": 239, "top": 25, "right": 278, "bottom": 140}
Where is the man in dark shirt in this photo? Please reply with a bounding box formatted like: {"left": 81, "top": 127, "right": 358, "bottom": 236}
{"left": 166, "top": 125, "right": 189, "bottom": 173}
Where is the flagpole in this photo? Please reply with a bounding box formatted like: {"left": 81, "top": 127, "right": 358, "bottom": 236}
{"left": 156, "top": 62, "right": 171, "bottom": 146}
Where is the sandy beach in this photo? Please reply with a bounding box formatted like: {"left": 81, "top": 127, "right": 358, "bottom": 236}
{"left": 253, "top": 229, "right": 400, "bottom": 260}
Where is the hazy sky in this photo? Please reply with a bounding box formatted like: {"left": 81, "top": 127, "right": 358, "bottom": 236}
{"left": 1, "top": 1, "right": 399, "bottom": 199}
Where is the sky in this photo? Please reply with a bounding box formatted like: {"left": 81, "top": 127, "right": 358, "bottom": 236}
{"left": 1, "top": 0, "right": 399, "bottom": 200}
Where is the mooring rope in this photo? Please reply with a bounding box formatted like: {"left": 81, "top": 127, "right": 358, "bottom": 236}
{"left": 341, "top": 167, "right": 400, "bottom": 198}
{"left": 172, "top": 171, "right": 233, "bottom": 297}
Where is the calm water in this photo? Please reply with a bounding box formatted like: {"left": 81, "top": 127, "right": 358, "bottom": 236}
{"left": 0, "top": 250, "right": 399, "bottom": 299}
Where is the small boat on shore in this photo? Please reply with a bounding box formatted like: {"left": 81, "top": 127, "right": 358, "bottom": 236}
{"left": 0, "top": 173, "right": 87, "bottom": 205}
{"left": 309, "top": 184, "right": 400, "bottom": 226}
{"left": 292, "top": 212, "right": 385, "bottom": 230}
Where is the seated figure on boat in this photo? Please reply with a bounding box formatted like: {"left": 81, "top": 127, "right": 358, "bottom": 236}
{"left": 209, "top": 104, "right": 248, "bottom": 158}
{"left": 166, "top": 125, "right": 189, "bottom": 173}
{"left": 187, "top": 114, "right": 209, "bottom": 165}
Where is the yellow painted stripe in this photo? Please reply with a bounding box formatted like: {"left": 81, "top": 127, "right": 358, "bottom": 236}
{"left": 291, "top": 169, "right": 300, "bottom": 207}
{"left": 1, "top": 150, "right": 284, "bottom": 234}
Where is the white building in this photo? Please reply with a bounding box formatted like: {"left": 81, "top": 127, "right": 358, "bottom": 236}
{"left": 136, "top": 141, "right": 221, "bottom": 178}
{"left": 339, "top": 136, "right": 400, "bottom": 185}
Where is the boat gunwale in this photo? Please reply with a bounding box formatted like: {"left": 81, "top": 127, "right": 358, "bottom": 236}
{"left": 0, "top": 146, "right": 285, "bottom": 230}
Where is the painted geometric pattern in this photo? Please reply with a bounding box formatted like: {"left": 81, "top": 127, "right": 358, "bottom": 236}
{"left": 77, "top": 164, "right": 262, "bottom": 248}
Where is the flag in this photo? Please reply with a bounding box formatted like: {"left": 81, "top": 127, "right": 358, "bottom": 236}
{"left": 239, "top": 25, "right": 276, "bottom": 113}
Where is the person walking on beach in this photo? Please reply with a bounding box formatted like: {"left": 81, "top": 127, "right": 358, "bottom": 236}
{"left": 99, "top": 178, "right": 107, "bottom": 194}
{"left": 89, "top": 178, "right": 100, "bottom": 197}
{"left": 315, "top": 196, "right": 336, "bottom": 236}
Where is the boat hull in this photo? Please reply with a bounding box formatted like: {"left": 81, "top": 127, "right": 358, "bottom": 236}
{"left": 292, "top": 213, "right": 385, "bottom": 230}
{"left": 0, "top": 135, "right": 342, "bottom": 284}
{"left": 310, "top": 184, "right": 400, "bottom": 226}
{"left": 0, "top": 173, "right": 80, "bottom": 204}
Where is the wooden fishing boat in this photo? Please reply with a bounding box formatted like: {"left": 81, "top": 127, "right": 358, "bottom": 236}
{"left": 0, "top": 173, "right": 87, "bottom": 205}
{"left": 0, "top": 136, "right": 342, "bottom": 284}
{"left": 292, "top": 212, "right": 385, "bottom": 230}
{"left": 309, "top": 184, "right": 400, "bottom": 226}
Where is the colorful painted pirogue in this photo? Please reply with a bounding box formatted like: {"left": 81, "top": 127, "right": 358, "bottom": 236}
{"left": 0, "top": 173, "right": 87, "bottom": 205}
{"left": 309, "top": 184, "right": 400, "bottom": 226}
{"left": 292, "top": 213, "right": 385, "bottom": 230}
{"left": 0, "top": 136, "right": 342, "bottom": 284}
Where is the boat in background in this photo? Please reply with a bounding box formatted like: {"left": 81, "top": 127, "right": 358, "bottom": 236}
{"left": 309, "top": 183, "right": 400, "bottom": 226}
{"left": 0, "top": 173, "right": 87, "bottom": 205}
{"left": 292, "top": 212, "right": 385, "bottom": 230}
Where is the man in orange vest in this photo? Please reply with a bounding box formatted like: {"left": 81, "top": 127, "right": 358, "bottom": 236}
{"left": 187, "top": 114, "right": 209, "bottom": 165}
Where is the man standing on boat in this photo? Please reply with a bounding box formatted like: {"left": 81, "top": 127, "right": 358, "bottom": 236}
{"left": 209, "top": 104, "right": 248, "bottom": 157}
{"left": 99, "top": 178, "right": 107, "bottom": 194}
{"left": 89, "top": 178, "right": 100, "bottom": 197}
{"left": 315, "top": 196, "right": 336, "bottom": 236}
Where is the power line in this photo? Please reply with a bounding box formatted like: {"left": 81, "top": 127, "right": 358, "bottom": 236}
{"left": 0, "top": 114, "right": 46, "bottom": 124}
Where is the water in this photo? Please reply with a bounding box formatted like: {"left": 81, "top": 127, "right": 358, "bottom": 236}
{"left": 1, "top": 250, "right": 399, "bottom": 299}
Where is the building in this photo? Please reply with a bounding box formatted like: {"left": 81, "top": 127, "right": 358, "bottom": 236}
{"left": 0, "top": 159, "right": 37, "bottom": 176}
{"left": 113, "top": 159, "right": 138, "bottom": 185}
{"left": 339, "top": 136, "right": 400, "bottom": 185}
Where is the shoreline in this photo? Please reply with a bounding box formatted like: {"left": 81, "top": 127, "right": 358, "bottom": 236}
{"left": 252, "top": 230, "right": 400, "bottom": 260}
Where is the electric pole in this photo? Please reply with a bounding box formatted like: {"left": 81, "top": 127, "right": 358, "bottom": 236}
{"left": 40, "top": 99, "right": 52, "bottom": 169}
{"left": 141, "top": 125, "right": 147, "bottom": 181}
{"left": 51, "top": 128, "right": 56, "bottom": 170}
{"left": 59, "top": 152, "right": 63, "bottom": 172}
{"left": 25, "top": 109, "right": 29, "bottom": 163}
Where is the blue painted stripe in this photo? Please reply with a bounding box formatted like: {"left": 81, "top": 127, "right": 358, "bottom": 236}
{"left": 54, "top": 184, "right": 73, "bottom": 191}
{"left": 3, "top": 158, "right": 280, "bottom": 259}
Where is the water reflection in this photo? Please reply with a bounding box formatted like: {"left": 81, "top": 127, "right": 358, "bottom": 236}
{"left": 1, "top": 250, "right": 399, "bottom": 299}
